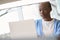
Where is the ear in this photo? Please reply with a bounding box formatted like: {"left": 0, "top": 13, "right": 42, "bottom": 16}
{"left": 49, "top": 7, "right": 52, "bottom": 12}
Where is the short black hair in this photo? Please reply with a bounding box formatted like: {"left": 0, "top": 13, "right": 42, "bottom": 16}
{"left": 39, "top": 1, "right": 52, "bottom": 10}
{"left": 46, "top": 2, "right": 51, "bottom": 8}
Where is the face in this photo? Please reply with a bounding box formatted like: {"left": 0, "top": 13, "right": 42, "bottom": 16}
{"left": 39, "top": 2, "right": 52, "bottom": 18}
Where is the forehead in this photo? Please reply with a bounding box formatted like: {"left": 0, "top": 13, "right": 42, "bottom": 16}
{"left": 39, "top": 2, "right": 50, "bottom": 8}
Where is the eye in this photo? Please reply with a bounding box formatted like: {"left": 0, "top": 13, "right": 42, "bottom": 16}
{"left": 39, "top": 9, "right": 41, "bottom": 11}
{"left": 40, "top": 10, "right": 41, "bottom": 11}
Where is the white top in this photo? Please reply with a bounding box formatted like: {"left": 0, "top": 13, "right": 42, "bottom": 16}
{"left": 42, "top": 19, "right": 54, "bottom": 36}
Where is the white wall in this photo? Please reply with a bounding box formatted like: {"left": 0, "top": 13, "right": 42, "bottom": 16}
{"left": 50, "top": 0, "right": 60, "bottom": 20}
{"left": 22, "top": 4, "right": 42, "bottom": 20}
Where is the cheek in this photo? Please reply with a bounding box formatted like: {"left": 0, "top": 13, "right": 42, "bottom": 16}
{"left": 47, "top": 9, "right": 51, "bottom": 13}
{"left": 44, "top": 10, "right": 50, "bottom": 14}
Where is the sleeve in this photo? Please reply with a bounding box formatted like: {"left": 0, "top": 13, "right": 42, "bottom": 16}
{"left": 35, "top": 20, "right": 39, "bottom": 36}
{"left": 56, "top": 20, "right": 60, "bottom": 36}
{"left": 34, "top": 20, "right": 41, "bottom": 37}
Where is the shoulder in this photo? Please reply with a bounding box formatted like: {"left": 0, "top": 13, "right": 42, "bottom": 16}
{"left": 54, "top": 19, "right": 60, "bottom": 22}
{"left": 34, "top": 19, "right": 42, "bottom": 25}
{"left": 35, "top": 19, "right": 42, "bottom": 23}
{"left": 34, "top": 19, "right": 42, "bottom": 26}
{"left": 54, "top": 19, "right": 60, "bottom": 25}
{"left": 54, "top": 19, "right": 60, "bottom": 31}
{"left": 54, "top": 19, "right": 60, "bottom": 36}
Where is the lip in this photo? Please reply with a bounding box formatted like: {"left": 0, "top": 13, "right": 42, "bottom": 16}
{"left": 40, "top": 14, "right": 46, "bottom": 17}
{"left": 40, "top": 14, "right": 44, "bottom": 16}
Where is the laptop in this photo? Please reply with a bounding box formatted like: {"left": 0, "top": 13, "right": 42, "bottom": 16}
{"left": 9, "top": 19, "right": 37, "bottom": 39}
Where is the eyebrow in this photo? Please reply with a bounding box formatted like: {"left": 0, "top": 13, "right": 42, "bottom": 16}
{"left": 39, "top": 6, "right": 50, "bottom": 9}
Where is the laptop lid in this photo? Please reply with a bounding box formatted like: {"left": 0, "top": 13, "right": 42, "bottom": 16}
{"left": 9, "top": 19, "right": 37, "bottom": 38}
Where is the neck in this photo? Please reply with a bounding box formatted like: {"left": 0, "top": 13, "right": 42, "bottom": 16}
{"left": 43, "top": 17, "right": 53, "bottom": 21}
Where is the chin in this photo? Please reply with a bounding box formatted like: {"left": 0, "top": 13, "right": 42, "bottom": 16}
{"left": 42, "top": 17, "right": 47, "bottom": 19}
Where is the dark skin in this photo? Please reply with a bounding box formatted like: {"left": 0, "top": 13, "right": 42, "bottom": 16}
{"left": 39, "top": 2, "right": 53, "bottom": 21}
{"left": 39, "top": 2, "right": 60, "bottom": 40}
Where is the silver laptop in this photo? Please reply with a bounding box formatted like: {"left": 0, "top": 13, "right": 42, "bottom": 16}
{"left": 9, "top": 19, "right": 37, "bottom": 39}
